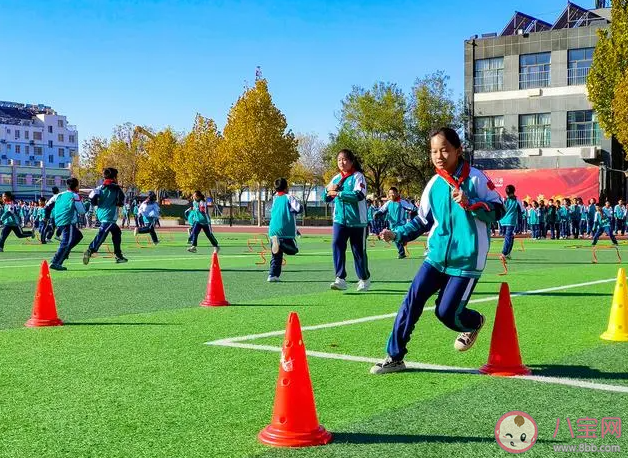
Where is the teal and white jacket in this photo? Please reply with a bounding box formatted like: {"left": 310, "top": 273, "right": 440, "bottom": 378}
{"left": 325, "top": 171, "right": 368, "bottom": 228}
{"left": 499, "top": 196, "right": 521, "bottom": 227}
{"left": 269, "top": 193, "right": 302, "bottom": 239}
{"left": 53, "top": 191, "right": 86, "bottom": 226}
{"left": 375, "top": 199, "right": 416, "bottom": 229}
{"left": 392, "top": 162, "right": 504, "bottom": 279}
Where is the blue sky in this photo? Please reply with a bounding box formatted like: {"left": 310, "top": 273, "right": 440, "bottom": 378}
{"left": 1, "top": 0, "right": 579, "bottom": 147}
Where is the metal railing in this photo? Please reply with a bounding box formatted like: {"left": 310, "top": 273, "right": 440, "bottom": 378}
{"left": 474, "top": 132, "right": 506, "bottom": 150}
{"left": 519, "top": 70, "right": 551, "bottom": 89}
{"left": 567, "top": 128, "right": 601, "bottom": 147}
{"left": 474, "top": 72, "right": 504, "bottom": 93}
{"left": 567, "top": 66, "right": 590, "bottom": 86}
{"left": 519, "top": 130, "right": 551, "bottom": 148}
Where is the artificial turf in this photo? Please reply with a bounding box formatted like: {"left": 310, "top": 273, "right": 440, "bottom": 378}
{"left": 0, "top": 230, "right": 627, "bottom": 457}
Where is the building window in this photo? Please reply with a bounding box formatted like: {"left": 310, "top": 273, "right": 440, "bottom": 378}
{"left": 46, "top": 176, "right": 56, "bottom": 187}
{"left": 58, "top": 120, "right": 64, "bottom": 128}
{"left": 0, "top": 174, "right": 11, "bottom": 185}
{"left": 474, "top": 57, "right": 504, "bottom": 93}
{"left": 69, "top": 135, "right": 75, "bottom": 143}
{"left": 474, "top": 116, "right": 505, "bottom": 150}
{"left": 48, "top": 140, "right": 53, "bottom": 148}
{"left": 16, "top": 174, "right": 27, "bottom": 185}
{"left": 33, "top": 131, "right": 42, "bottom": 140}
{"left": 58, "top": 134, "right": 64, "bottom": 142}
{"left": 69, "top": 149, "right": 76, "bottom": 158}
{"left": 6, "top": 144, "right": 11, "bottom": 152}
{"left": 15, "top": 145, "right": 21, "bottom": 154}
{"left": 14, "top": 130, "right": 20, "bottom": 139}
{"left": 568, "top": 48, "right": 594, "bottom": 86}
{"left": 48, "top": 126, "right": 53, "bottom": 133}
{"left": 25, "top": 146, "right": 29, "bottom": 154}
{"left": 48, "top": 155, "right": 54, "bottom": 163}
{"left": 58, "top": 148, "right": 65, "bottom": 157}
{"left": 59, "top": 162, "right": 66, "bottom": 169}
{"left": 24, "top": 130, "right": 29, "bottom": 140}
{"left": 567, "top": 110, "right": 601, "bottom": 146}
{"left": 34, "top": 146, "right": 43, "bottom": 155}
{"left": 519, "top": 113, "right": 551, "bottom": 148}
{"left": 520, "top": 53, "right": 551, "bottom": 89}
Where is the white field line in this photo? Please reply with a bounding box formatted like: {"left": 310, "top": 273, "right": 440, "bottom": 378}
{"left": 208, "top": 277, "right": 618, "bottom": 345}
{"left": 208, "top": 341, "right": 628, "bottom": 393}
{"left": 0, "top": 248, "right": 392, "bottom": 270}
{"left": 206, "top": 275, "right": 628, "bottom": 394}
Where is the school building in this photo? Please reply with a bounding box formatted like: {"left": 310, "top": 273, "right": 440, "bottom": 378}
{"left": 0, "top": 101, "right": 78, "bottom": 200}
{"left": 464, "top": 1, "right": 626, "bottom": 201}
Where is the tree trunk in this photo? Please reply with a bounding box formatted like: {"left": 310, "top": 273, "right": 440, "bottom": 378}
{"left": 229, "top": 191, "right": 233, "bottom": 227}
{"left": 257, "top": 183, "right": 263, "bottom": 227}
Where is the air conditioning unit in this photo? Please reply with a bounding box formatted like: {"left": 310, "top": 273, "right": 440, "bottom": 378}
{"left": 29, "top": 156, "right": 35, "bottom": 160}
{"left": 29, "top": 140, "right": 34, "bottom": 145}
{"left": 580, "top": 147, "right": 600, "bottom": 160}
{"left": 0, "top": 139, "right": 5, "bottom": 143}
{"left": 36, "top": 161, "right": 43, "bottom": 167}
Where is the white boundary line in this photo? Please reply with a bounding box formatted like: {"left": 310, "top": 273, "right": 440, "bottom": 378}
{"left": 207, "top": 276, "right": 628, "bottom": 394}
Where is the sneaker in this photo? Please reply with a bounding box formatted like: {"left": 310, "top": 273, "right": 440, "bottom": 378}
{"left": 115, "top": 256, "right": 128, "bottom": 264}
{"left": 267, "top": 276, "right": 280, "bottom": 282}
{"left": 330, "top": 277, "right": 348, "bottom": 291}
{"left": 505, "top": 254, "right": 512, "bottom": 260}
{"left": 49, "top": 264, "right": 67, "bottom": 271}
{"left": 356, "top": 279, "right": 371, "bottom": 292}
{"left": 454, "top": 314, "right": 485, "bottom": 352}
{"left": 370, "top": 356, "right": 406, "bottom": 375}
{"left": 153, "top": 241, "right": 159, "bottom": 246}
{"left": 270, "top": 235, "right": 280, "bottom": 254}
{"left": 82, "top": 249, "right": 92, "bottom": 265}
{"left": 187, "top": 246, "right": 197, "bottom": 253}
{"left": 398, "top": 254, "right": 406, "bottom": 259}
{"left": 213, "top": 246, "right": 220, "bottom": 254}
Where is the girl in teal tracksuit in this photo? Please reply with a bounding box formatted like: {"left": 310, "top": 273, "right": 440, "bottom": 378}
{"left": 371, "top": 128, "right": 504, "bottom": 374}
{"left": 187, "top": 191, "right": 219, "bottom": 253}
{"left": 592, "top": 204, "right": 618, "bottom": 246}
{"left": 325, "top": 149, "right": 370, "bottom": 292}
{"left": 375, "top": 187, "right": 417, "bottom": 259}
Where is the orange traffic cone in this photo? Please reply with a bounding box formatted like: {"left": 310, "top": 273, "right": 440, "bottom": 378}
{"left": 200, "top": 252, "right": 229, "bottom": 307}
{"left": 25, "top": 261, "right": 63, "bottom": 327}
{"left": 479, "top": 283, "right": 530, "bottom": 376}
{"left": 258, "top": 312, "right": 332, "bottom": 447}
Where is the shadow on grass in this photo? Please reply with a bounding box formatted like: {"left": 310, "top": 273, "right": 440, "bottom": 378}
{"left": 529, "top": 364, "right": 628, "bottom": 380}
{"left": 64, "top": 322, "right": 176, "bottom": 326}
{"left": 332, "top": 432, "right": 494, "bottom": 444}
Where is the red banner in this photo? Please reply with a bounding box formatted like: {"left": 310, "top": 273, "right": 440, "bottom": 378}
{"left": 483, "top": 167, "right": 599, "bottom": 202}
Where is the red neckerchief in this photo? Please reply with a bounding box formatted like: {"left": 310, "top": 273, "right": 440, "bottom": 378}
{"left": 436, "top": 161, "right": 489, "bottom": 212}
{"left": 392, "top": 197, "right": 401, "bottom": 202}
{"left": 276, "top": 191, "right": 286, "bottom": 196}
{"left": 103, "top": 179, "right": 115, "bottom": 185}
{"left": 340, "top": 168, "right": 355, "bottom": 179}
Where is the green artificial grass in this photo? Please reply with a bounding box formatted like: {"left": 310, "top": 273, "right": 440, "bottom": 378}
{"left": 0, "top": 231, "right": 626, "bottom": 457}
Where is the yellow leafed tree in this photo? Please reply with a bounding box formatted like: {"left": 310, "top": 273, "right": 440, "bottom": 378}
{"left": 93, "top": 123, "right": 143, "bottom": 193}
{"left": 221, "top": 79, "right": 299, "bottom": 225}
{"left": 136, "top": 127, "right": 179, "bottom": 195}
{"left": 173, "top": 114, "right": 223, "bottom": 195}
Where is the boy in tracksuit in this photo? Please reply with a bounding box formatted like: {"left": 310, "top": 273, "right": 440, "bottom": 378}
{"left": 592, "top": 204, "right": 618, "bottom": 246}
{"left": 528, "top": 201, "right": 540, "bottom": 239}
{"left": 135, "top": 192, "right": 160, "bottom": 245}
{"left": 578, "top": 198, "right": 588, "bottom": 236}
{"left": 374, "top": 187, "right": 417, "bottom": 259}
{"left": 36, "top": 198, "right": 48, "bottom": 243}
{"left": 499, "top": 185, "right": 520, "bottom": 259}
{"left": 603, "top": 201, "right": 614, "bottom": 233}
{"left": 558, "top": 199, "right": 570, "bottom": 239}
{"left": 50, "top": 178, "right": 86, "bottom": 271}
{"left": 614, "top": 200, "right": 625, "bottom": 235}
{"left": 0, "top": 192, "right": 34, "bottom": 252}
{"left": 587, "top": 198, "right": 597, "bottom": 237}
{"left": 371, "top": 128, "right": 504, "bottom": 374}
{"left": 83, "top": 168, "right": 128, "bottom": 264}
{"left": 570, "top": 199, "right": 581, "bottom": 239}
{"left": 268, "top": 178, "right": 302, "bottom": 282}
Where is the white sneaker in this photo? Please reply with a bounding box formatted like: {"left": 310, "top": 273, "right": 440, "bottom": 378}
{"left": 330, "top": 277, "right": 348, "bottom": 291}
{"left": 267, "top": 276, "right": 280, "bottom": 282}
{"left": 370, "top": 356, "right": 406, "bottom": 374}
{"left": 356, "top": 279, "right": 371, "bottom": 292}
{"left": 270, "top": 235, "right": 279, "bottom": 254}
{"left": 187, "top": 246, "right": 197, "bottom": 253}
{"left": 454, "top": 314, "right": 485, "bottom": 352}
{"left": 213, "top": 246, "right": 220, "bottom": 254}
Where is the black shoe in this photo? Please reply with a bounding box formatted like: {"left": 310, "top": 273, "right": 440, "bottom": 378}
{"left": 398, "top": 254, "right": 407, "bottom": 259}
{"left": 83, "top": 249, "right": 92, "bottom": 265}
{"left": 115, "top": 256, "right": 128, "bottom": 264}
{"left": 49, "top": 264, "right": 67, "bottom": 271}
